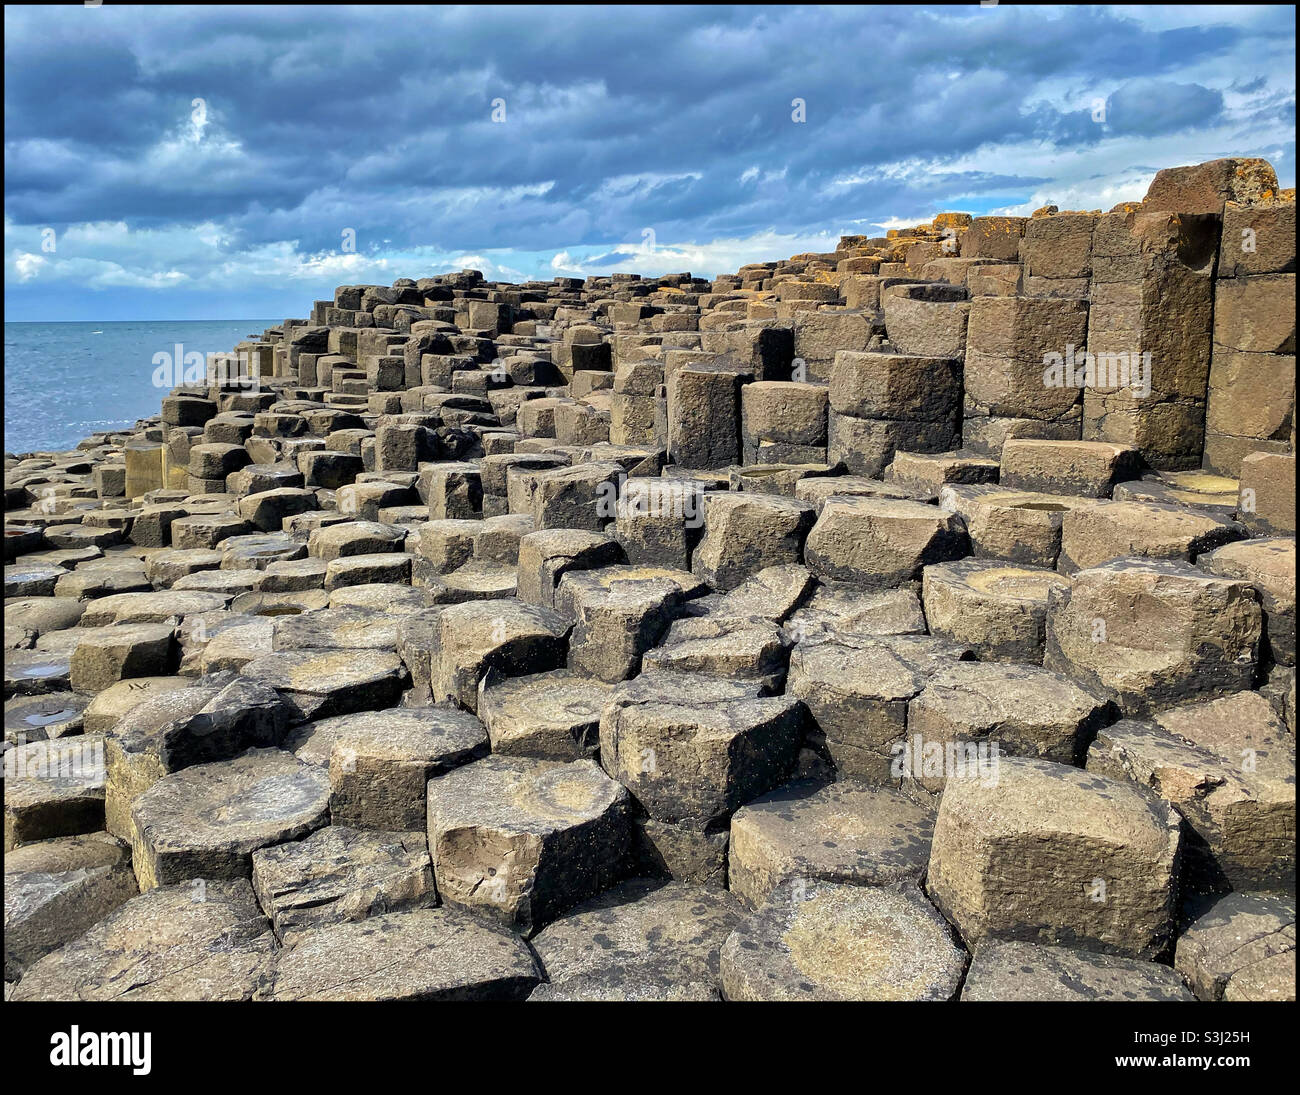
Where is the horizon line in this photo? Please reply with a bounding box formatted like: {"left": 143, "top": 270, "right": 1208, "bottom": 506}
{"left": 3, "top": 317, "right": 283, "bottom": 324}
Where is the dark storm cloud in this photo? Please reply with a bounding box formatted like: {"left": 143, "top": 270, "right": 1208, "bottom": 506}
{"left": 4, "top": 4, "right": 1294, "bottom": 318}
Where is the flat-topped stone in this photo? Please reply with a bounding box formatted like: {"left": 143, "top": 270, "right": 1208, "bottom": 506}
{"left": 4, "top": 831, "right": 138, "bottom": 981}
{"left": 720, "top": 879, "right": 967, "bottom": 1001}
{"left": 961, "top": 939, "right": 1194, "bottom": 1001}
{"left": 129, "top": 747, "right": 331, "bottom": 889}
{"left": 531, "top": 878, "right": 744, "bottom": 1000}
{"left": 928, "top": 757, "right": 1181, "bottom": 959}
{"left": 599, "top": 671, "right": 803, "bottom": 827}
{"left": 328, "top": 705, "right": 488, "bottom": 829}
{"left": 250, "top": 825, "right": 436, "bottom": 944}
{"left": 729, "top": 780, "right": 935, "bottom": 908}
{"left": 241, "top": 648, "right": 408, "bottom": 721}
{"left": 10, "top": 879, "right": 275, "bottom": 1001}
{"left": 427, "top": 755, "right": 630, "bottom": 934}
{"left": 477, "top": 668, "right": 615, "bottom": 760}
{"left": 256, "top": 905, "right": 540, "bottom": 1001}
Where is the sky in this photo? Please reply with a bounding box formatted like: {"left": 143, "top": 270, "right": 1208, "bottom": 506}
{"left": 4, "top": 4, "right": 1295, "bottom": 321}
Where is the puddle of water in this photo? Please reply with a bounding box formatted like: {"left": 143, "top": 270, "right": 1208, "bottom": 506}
{"left": 18, "top": 664, "right": 66, "bottom": 677}
{"left": 22, "top": 707, "right": 78, "bottom": 727}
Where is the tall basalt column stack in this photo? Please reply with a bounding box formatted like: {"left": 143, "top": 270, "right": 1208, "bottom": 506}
{"left": 790, "top": 308, "right": 881, "bottom": 382}
{"left": 740, "top": 381, "right": 829, "bottom": 466}
{"left": 699, "top": 319, "right": 794, "bottom": 382}
{"left": 962, "top": 295, "right": 1090, "bottom": 456}
{"left": 960, "top": 216, "right": 1028, "bottom": 264}
{"left": 1204, "top": 197, "right": 1297, "bottom": 475}
{"left": 1084, "top": 207, "right": 1220, "bottom": 469}
{"left": 1020, "top": 211, "right": 1099, "bottom": 301}
{"left": 667, "top": 359, "right": 752, "bottom": 470}
{"left": 829, "top": 350, "right": 962, "bottom": 475}
{"left": 881, "top": 283, "right": 970, "bottom": 361}
{"left": 610, "top": 355, "right": 664, "bottom": 448}
{"left": 1081, "top": 158, "right": 1286, "bottom": 471}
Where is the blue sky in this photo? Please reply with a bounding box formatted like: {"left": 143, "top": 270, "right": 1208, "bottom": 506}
{"left": 4, "top": 4, "right": 1295, "bottom": 321}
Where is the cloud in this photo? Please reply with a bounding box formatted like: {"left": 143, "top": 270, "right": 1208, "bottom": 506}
{"left": 13, "top": 252, "right": 47, "bottom": 281}
{"left": 3, "top": 4, "right": 1294, "bottom": 319}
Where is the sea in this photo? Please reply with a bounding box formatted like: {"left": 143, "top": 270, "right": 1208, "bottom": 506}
{"left": 3, "top": 320, "right": 278, "bottom": 454}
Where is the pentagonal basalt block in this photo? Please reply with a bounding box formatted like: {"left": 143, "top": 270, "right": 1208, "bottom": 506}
{"left": 1044, "top": 558, "right": 1262, "bottom": 716}
{"left": 515, "top": 528, "right": 624, "bottom": 609}
{"left": 306, "top": 519, "right": 405, "bottom": 561}
{"left": 431, "top": 600, "right": 569, "bottom": 713}
{"left": 250, "top": 825, "right": 436, "bottom": 944}
{"left": 613, "top": 476, "right": 706, "bottom": 571}
{"left": 130, "top": 747, "right": 331, "bottom": 890}
{"left": 720, "top": 879, "right": 967, "bottom": 1001}
{"left": 69, "top": 622, "right": 178, "bottom": 693}
{"left": 255, "top": 905, "right": 540, "bottom": 1001}
{"left": 5, "top": 735, "right": 107, "bottom": 850}
{"left": 10, "top": 879, "right": 275, "bottom": 1002}
{"left": 241, "top": 648, "right": 409, "bottom": 721}
{"left": 1174, "top": 891, "right": 1296, "bottom": 1002}
{"left": 1000, "top": 439, "right": 1142, "bottom": 498}
{"left": 787, "top": 634, "right": 970, "bottom": 783}
{"left": 804, "top": 496, "right": 967, "bottom": 589}
{"left": 938, "top": 483, "right": 1088, "bottom": 568}
{"left": 5, "top": 691, "right": 89, "bottom": 741}
{"left": 426, "top": 755, "right": 630, "bottom": 934}
{"left": 961, "top": 939, "right": 1194, "bottom": 1001}
{"left": 104, "top": 674, "right": 289, "bottom": 840}
{"left": 477, "top": 668, "right": 616, "bottom": 761}
{"left": 691, "top": 493, "right": 815, "bottom": 592}
{"left": 1201, "top": 536, "right": 1296, "bottom": 667}
{"left": 642, "top": 613, "right": 790, "bottom": 689}
{"left": 4, "top": 648, "right": 73, "bottom": 697}
{"left": 599, "top": 671, "right": 803, "bottom": 827}
{"left": 1057, "top": 498, "right": 1244, "bottom": 574}
{"left": 728, "top": 779, "right": 935, "bottom": 908}
{"left": 556, "top": 565, "right": 703, "bottom": 682}
{"left": 783, "top": 584, "right": 926, "bottom": 645}
{"left": 530, "top": 878, "right": 745, "bottom": 1001}
{"left": 922, "top": 559, "right": 1071, "bottom": 663}
{"left": 528, "top": 462, "right": 625, "bottom": 532}
{"left": 3, "top": 832, "right": 138, "bottom": 981}
{"left": 927, "top": 757, "right": 1181, "bottom": 959}
{"left": 711, "top": 563, "right": 816, "bottom": 622}
{"left": 271, "top": 606, "right": 403, "bottom": 651}
{"left": 903, "top": 661, "right": 1111, "bottom": 802}
{"left": 328, "top": 705, "right": 488, "bottom": 830}
{"left": 1088, "top": 692, "right": 1294, "bottom": 893}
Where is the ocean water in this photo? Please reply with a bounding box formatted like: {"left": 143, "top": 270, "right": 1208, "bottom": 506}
{"left": 3, "top": 320, "right": 278, "bottom": 454}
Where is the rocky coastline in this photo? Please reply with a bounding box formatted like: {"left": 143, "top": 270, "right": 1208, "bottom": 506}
{"left": 5, "top": 156, "right": 1295, "bottom": 1002}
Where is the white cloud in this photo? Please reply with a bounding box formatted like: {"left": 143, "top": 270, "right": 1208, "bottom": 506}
{"left": 550, "top": 250, "right": 584, "bottom": 274}
{"left": 13, "top": 253, "right": 46, "bottom": 281}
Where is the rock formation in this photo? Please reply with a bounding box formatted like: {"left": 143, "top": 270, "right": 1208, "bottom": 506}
{"left": 5, "top": 157, "right": 1295, "bottom": 1002}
